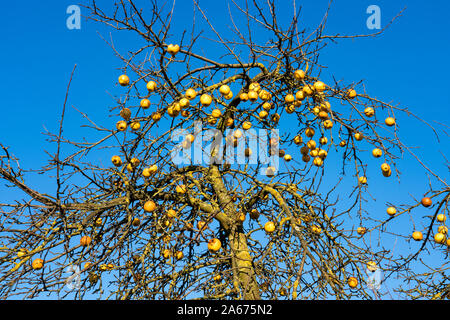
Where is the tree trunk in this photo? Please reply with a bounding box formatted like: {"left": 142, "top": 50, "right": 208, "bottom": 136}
{"left": 208, "top": 165, "right": 260, "bottom": 299}
{"left": 229, "top": 229, "right": 261, "bottom": 299}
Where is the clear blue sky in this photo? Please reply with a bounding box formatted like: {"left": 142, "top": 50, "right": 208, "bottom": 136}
{"left": 0, "top": 0, "right": 449, "bottom": 299}
{"left": 1, "top": 0, "right": 449, "bottom": 182}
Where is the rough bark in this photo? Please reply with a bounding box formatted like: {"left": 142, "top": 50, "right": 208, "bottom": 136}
{"left": 208, "top": 165, "right": 260, "bottom": 299}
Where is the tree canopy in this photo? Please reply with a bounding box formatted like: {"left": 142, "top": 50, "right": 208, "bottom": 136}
{"left": 0, "top": 0, "right": 448, "bottom": 300}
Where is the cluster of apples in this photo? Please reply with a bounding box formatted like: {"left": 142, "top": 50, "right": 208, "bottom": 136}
{"left": 142, "top": 198, "right": 224, "bottom": 260}
{"left": 236, "top": 72, "right": 332, "bottom": 168}
{"left": 114, "top": 66, "right": 331, "bottom": 174}
{"left": 199, "top": 70, "right": 336, "bottom": 171}
{"left": 386, "top": 197, "right": 449, "bottom": 246}
{"left": 140, "top": 193, "right": 225, "bottom": 260}
{"left": 418, "top": 197, "right": 449, "bottom": 246}
{"left": 350, "top": 197, "right": 449, "bottom": 290}
{"left": 355, "top": 120, "right": 395, "bottom": 184}
{"left": 114, "top": 44, "right": 181, "bottom": 130}
{"left": 112, "top": 72, "right": 166, "bottom": 182}
{"left": 27, "top": 234, "right": 94, "bottom": 271}
{"left": 142, "top": 200, "right": 184, "bottom": 261}
{"left": 220, "top": 68, "right": 399, "bottom": 178}
{"left": 358, "top": 196, "right": 448, "bottom": 245}
{"left": 116, "top": 73, "right": 160, "bottom": 130}
{"left": 276, "top": 70, "right": 397, "bottom": 184}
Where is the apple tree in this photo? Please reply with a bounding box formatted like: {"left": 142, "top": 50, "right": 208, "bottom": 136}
{"left": 0, "top": 0, "right": 448, "bottom": 300}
